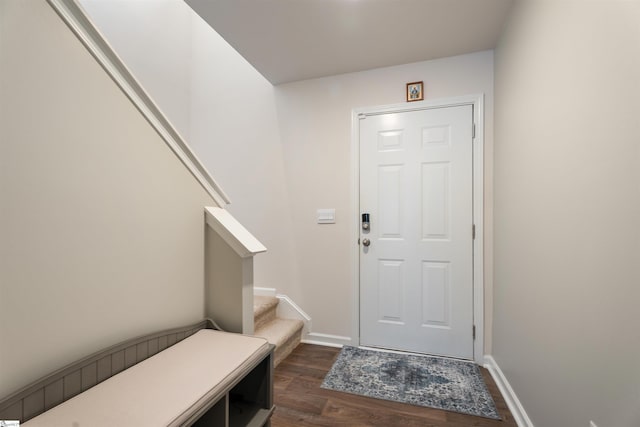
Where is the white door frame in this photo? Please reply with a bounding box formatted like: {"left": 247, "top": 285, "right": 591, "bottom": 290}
{"left": 350, "top": 94, "right": 485, "bottom": 364}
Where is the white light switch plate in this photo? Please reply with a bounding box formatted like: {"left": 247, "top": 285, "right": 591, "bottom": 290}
{"left": 317, "top": 208, "right": 336, "bottom": 224}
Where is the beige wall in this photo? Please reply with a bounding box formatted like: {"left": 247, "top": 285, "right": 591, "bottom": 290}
{"left": 274, "top": 51, "right": 495, "bottom": 348}
{"left": 0, "top": 0, "right": 214, "bottom": 397}
{"left": 189, "top": 15, "right": 299, "bottom": 294}
{"left": 81, "top": 0, "right": 300, "bottom": 295}
{"left": 493, "top": 1, "right": 640, "bottom": 426}
{"left": 80, "top": 0, "right": 193, "bottom": 140}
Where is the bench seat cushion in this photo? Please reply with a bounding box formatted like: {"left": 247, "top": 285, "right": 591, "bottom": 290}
{"left": 23, "top": 330, "right": 270, "bottom": 427}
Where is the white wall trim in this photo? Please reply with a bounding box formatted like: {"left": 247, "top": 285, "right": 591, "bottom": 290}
{"left": 302, "top": 332, "right": 353, "bottom": 348}
{"left": 484, "top": 355, "right": 535, "bottom": 427}
{"left": 351, "top": 94, "right": 485, "bottom": 364}
{"left": 350, "top": 105, "right": 362, "bottom": 356}
{"left": 472, "top": 94, "right": 485, "bottom": 364}
{"left": 253, "top": 287, "right": 277, "bottom": 297}
{"left": 46, "top": 0, "right": 230, "bottom": 207}
{"left": 275, "top": 294, "right": 312, "bottom": 337}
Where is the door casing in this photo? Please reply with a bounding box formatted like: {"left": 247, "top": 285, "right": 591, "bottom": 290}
{"left": 350, "top": 94, "right": 485, "bottom": 364}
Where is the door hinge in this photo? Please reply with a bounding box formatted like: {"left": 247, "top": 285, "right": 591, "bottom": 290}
{"left": 472, "top": 123, "right": 476, "bottom": 139}
{"left": 473, "top": 325, "right": 476, "bottom": 340}
{"left": 472, "top": 224, "right": 476, "bottom": 240}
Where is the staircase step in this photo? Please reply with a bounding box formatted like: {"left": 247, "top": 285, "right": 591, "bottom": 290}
{"left": 254, "top": 296, "right": 278, "bottom": 332}
{"left": 254, "top": 318, "right": 304, "bottom": 367}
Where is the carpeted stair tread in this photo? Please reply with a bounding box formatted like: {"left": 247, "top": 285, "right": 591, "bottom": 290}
{"left": 254, "top": 317, "right": 304, "bottom": 366}
{"left": 254, "top": 317, "right": 303, "bottom": 347}
{"left": 254, "top": 296, "right": 278, "bottom": 332}
{"left": 254, "top": 296, "right": 278, "bottom": 317}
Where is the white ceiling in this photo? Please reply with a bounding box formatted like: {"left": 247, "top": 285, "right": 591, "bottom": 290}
{"left": 185, "top": 0, "right": 513, "bottom": 85}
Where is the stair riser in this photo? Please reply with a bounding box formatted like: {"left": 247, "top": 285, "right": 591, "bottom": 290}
{"left": 254, "top": 304, "right": 277, "bottom": 332}
{"left": 273, "top": 325, "right": 303, "bottom": 367}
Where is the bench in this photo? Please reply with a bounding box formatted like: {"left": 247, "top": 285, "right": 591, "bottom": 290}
{"left": 0, "top": 320, "right": 274, "bottom": 426}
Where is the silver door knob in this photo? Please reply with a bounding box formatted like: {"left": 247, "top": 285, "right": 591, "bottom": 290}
{"left": 362, "top": 238, "right": 371, "bottom": 247}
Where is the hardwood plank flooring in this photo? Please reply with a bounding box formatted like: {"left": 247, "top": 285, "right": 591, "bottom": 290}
{"left": 271, "top": 344, "right": 517, "bottom": 427}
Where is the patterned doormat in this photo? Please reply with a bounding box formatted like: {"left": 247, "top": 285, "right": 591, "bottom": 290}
{"left": 321, "top": 346, "right": 501, "bottom": 420}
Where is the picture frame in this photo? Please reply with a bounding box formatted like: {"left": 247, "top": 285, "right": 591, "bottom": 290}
{"left": 406, "top": 81, "right": 424, "bottom": 102}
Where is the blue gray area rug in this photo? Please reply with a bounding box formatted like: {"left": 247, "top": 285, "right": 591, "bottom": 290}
{"left": 321, "top": 346, "right": 500, "bottom": 420}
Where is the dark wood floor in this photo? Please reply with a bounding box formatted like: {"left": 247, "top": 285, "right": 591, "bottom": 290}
{"left": 271, "top": 344, "right": 517, "bottom": 427}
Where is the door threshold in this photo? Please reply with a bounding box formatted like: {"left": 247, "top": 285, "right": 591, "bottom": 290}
{"left": 358, "top": 345, "right": 475, "bottom": 363}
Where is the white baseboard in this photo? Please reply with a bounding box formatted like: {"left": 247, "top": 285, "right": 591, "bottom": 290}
{"left": 484, "top": 355, "right": 534, "bottom": 427}
{"left": 302, "top": 332, "right": 352, "bottom": 348}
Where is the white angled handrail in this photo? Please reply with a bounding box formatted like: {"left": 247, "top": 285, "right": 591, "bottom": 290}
{"left": 46, "top": 0, "right": 231, "bottom": 208}
{"left": 205, "top": 207, "right": 267, "bottom": 258}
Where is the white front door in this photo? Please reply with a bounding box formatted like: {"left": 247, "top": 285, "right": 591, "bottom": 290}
{"left": 359, "top": 104, "right": 474, "bottom": 359}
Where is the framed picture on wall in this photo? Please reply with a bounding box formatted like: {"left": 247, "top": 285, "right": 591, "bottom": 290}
{"left": 406, "top": 81, "right": 424, "bottom": 102}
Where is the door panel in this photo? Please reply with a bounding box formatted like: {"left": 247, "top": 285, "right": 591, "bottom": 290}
{"left": 359, "top": 105, "right": 474, "bottom": 359}
{"left": 378, "top": 259, "right": 404, "bottom": 323}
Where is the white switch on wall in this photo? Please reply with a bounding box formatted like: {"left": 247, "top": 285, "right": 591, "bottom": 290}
{"left": 317, "top": 208, "right": 336, "bottom": 224}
